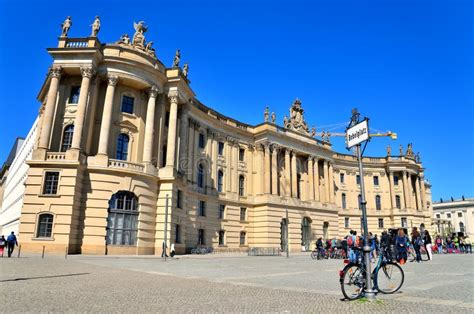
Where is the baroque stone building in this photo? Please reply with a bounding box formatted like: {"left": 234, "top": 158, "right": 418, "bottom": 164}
{"left": 16, "top": 19, "right": 433, "bottom": 255}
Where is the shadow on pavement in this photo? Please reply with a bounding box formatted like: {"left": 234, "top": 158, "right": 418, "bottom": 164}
{"left": 0, "top": 272, "right": 90, "bottom": 283}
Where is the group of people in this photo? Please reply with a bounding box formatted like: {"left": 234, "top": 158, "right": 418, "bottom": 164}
{"left": 0, "top": 231, "right": 19, "bottom": 257}
{"left": 434, "top": 234, "right": 472, "bottom": 254}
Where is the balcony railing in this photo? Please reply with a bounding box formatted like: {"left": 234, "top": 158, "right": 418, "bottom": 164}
{"left": 46, "top": 152, "right": 66, "bottom": 160}
{"left": 65, "top": 38, "right": 89, "bottom": 48}
{"left": 108, "top": 159, "right": 145, "bottom": 173}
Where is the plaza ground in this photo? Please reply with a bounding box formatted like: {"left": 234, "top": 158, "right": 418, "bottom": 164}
{"left": 0, "top": 253, "right": 472, "bottom": 312}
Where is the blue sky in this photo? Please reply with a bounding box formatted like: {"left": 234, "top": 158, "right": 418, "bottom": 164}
{"left": 0, "top": 0, "right": 472, "bottom": 200}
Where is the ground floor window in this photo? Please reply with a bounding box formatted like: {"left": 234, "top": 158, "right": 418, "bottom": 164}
{"left": 219, "top": 230, "right": 225, "bottom": 246}
{"left": 37, "top": 213, "right": 54, "bottom": 238}
{"left": 106, "top": 191, "right": 138, "bottom": 245}
{"left": 344, "top": 217, "right": 349, "bottom": 228}
{"left": 198, "top": 229, "right": 205, "bottom": 245}
{"left": 378, "top": 218, "right": 384, "bottom": 229}
{"left": 240, "top": 231, "right": 246, "bottom": 245}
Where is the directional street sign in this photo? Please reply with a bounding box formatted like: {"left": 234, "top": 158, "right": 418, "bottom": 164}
{"left": 346, "top": 119, "right": 369, "bottom": 148}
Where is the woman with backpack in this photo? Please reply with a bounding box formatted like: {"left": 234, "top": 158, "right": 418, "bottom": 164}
{"left": 395, "top": 228, "right": 408, "bottom": 264}
{"left": 411, "top": 227, "right": 422, "bottom": 263}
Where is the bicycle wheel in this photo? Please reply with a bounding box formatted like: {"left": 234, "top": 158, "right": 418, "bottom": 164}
{"left": 340, "top": 264, "right": 365, "bottom": 300}
{"left": 376, "top": 262, "right": 404, "bottom": 294}
{"left": 311, "top": 251, "right": 318, "bottom": 260}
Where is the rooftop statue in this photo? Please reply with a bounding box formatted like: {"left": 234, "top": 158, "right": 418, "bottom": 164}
{"left": 386, "top": 145, "right": 391, "bottom": 156}
{"left": 132, "top": 21, "right": 148, "bottom": 49}
{"left": 117, "top": 34, "right": 130, "bottom": 45}
{"left": 399, "top": 144, "right": 403, "bottom": 156}
{"left": 183, "top": 62, "right": 189, "bottom": 78}
{"left": 173, "top": 49, "right": 181, "bottom": 67}
{"left": 90, "top": 16, "right": 100, "bottom": 37}
{"left": 271, "top": 112, "right": 276, "bottom": 123}
{"left": 264, "top": 107, "right": 269, "bottom": 122}
{"left": 145, "top": 41, "right": 156, "bottom": 57}
{"left": 284, "top": 98, "right": 310, "bottom": 135}
{"left": 406, "top": 143, "right": 414, "bottom": 158}
{"left": 61, "top": 16, "right": 72, "bottom": 37}
{"left": 311, "top": 126, "right": 316, "bottom": 137}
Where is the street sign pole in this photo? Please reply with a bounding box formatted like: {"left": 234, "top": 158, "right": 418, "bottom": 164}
{"left": 286, "top": 207, "right": 289, "bottom": 258}
{"left": 346, "top": 109, "right": 375, "bottom": 301}
{"left": 163, "top": 194, "right": 169, "bottom": 261}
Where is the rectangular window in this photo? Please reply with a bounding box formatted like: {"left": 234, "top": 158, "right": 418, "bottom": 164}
{"left": 344, "top": 217, "right": 349, "bottom": 228}
{"left": 198, "top": 229, "right": 205, "bottom": 245}
{"left": 356, "top": 175, "right": 361, "bottom": 185}
{"left": 218, "top": 142, "right": 224, "bottom": 156}
{"left": 69, "top": 86, "right": 80, "bottom": 104}
{"left": 373, "top": 176, "right": 379, "bottom": 186}
{"left": 240, "top": 232, "right": 246, "bottom": 245}
{"left": 378, "top": 218, "right": 384, "bottom": 229}
{"left": 240, "top": 207, "right": 247, "bottom": 221}
{"left": 375, "top": 196, "right": 381, "bottom": 210}
{"left": 394, "top": 176, "right": 399, "bottom": 186}
{"left": 446, "top": 213, "right": 451, "bottom": 218}
{"left": 239, "top": 148, "right": 245, "bottom": 161}
{"left": 401, "top": 217, "right": 407, "bottom": 228}
{"left": 175, "top": 224, "right": 181, "bottom": 243}
{"left": 177, "top": 190, "right": 182, "bottom": 209}
{"left": 219, "top": 230, "right": 225, "bottom": 246}
{"left": 342, "top": 194, "right": 347, "bottom": 209}
{"left": 219, "top": 204, "right": 225, "bottom": 219}
{"left": 340, "top": 173, "right": 345, "bottom": 184}
{"left": 436, "top": 214, "right": 440, "bottom": 219}
{"left": 396, "top": 196, "right": 401, "bottom": 209}
{"left": 457, "top": 212, "right": 462, "bottom": 217}
{"left": 43, "top": 172, "right": 59, "bottom": 195}
{"left": 198, "top": 133, "right": 205, "bottom": 149}
{"left": 199, "top": 201, "right": 206, "bottom": 217}
{"left": 121, "top": 95, "right": 134, "bottom": 114}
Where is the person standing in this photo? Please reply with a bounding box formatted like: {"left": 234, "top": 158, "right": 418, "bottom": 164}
{"left": 435, "top": 236, "right": 443, "bottom": 254}
{"left": 6, "top": 232, "right": 18, "bottom": 258}
{"left": 0, "top": 235, "right": 6, "bottom": 257}
{"left": 463, "top": 236, "right": 472, "bottom": 254}
{"left": 395, "top": 229, "right": 408, "bottom": 264}
{"left": 411, "top": 227, "right": 422, "bottom": 263}
{"left": 424, "top": 230, "right": 433, "bottom": 261}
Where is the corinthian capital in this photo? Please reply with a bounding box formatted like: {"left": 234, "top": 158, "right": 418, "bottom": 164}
{"left": 50, "top": 66, "right": 62, "bottom": 79}
{"left": 107, "top": 75, "right": 119, "bottom": 87}
{"left": 149, "top": 85, "right": 160, "bottom": 98}
{"left": 80, "top": 66, "right": 96, "bottom": 78}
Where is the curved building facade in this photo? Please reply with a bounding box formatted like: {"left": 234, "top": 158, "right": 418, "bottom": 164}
{"left": 17, "top": 20, "right": 433, "bottom": 255}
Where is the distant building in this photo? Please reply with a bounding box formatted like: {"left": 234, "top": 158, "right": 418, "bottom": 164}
{"left": 0, "top": 119, "right": 38, "bottom": 235}
{"left": 432, "top": 198, "right": 473, "bottom": 238}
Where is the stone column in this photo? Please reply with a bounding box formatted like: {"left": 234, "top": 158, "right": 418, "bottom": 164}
{"left": 284, "top": 149, "right": 291, "bottom": 197}
{"left": 308, "top": 157, "right": 314, "bottom": 200}
{"left": 71, "top": 66, "right": 95, "bottom": 151}
{"left": 291, "top": 151, "right": 297, "bottom": 198}
{"left": 271, "top": 144, "right": 279, "bottom": 195}
{"left": 192, "top": 124, "right": 201, "bottom": 184}
{"left": 206, "top": 130, "right": 214, "bottom": 189}
{"left": 142, "top": 86, "right": 159, "bottom": 163}
{"left": 402, "top": 171, "right": 410, "bottom": 209}
{"left": 313, "top": 157, "right": 320, "bottom": 201}
{"left": 248, "top": 145, "right": 254, "bottom": 196}
{"left": 323, "top": 160, "right": 329, "bottom": 203}
{"left": 256, "top": 144, "right": 264, "bottom": 195}
{"left": 38, "top": 66, "right": 62, "bottom": 150}
{"left": 97, "top": 75, "right": 118, "bottom": 156}
{"left": 166, "top": 93, "right": 179, "bottom": 168}
{"left": 388, "top": 171, "right": 396, "bottom": 209}
{"left": 232, "top": 144, "right": 239, "bottom": 193}
{"left": 329, "top": 162, "right": 334, "bottom": 203}
{"left": 264, "top": 143, "right": 271, "bottom": 194}
{"left": 226, "top": 139, "right": 233, "bottom": 192}
{"left": 178, "top": 107, "right": 189, "bottom": 171}
{"left": 186, "top": 120, "right": 195, "bottom": 181}
{"left": 211, "top": 136, "right": 218, "bottom": 186}
{"left": 419, "top": 173, "right": 426, "bottom": 210}
{"left": 415, "top": 175, "right": 422, "bottom": 210}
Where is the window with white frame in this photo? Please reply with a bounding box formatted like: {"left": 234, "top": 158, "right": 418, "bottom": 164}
{"left": 43, "top": 172, "right": 59, "bottom": 195}
{"left": 37, "top": 213, "right": 54, "bottom": 238}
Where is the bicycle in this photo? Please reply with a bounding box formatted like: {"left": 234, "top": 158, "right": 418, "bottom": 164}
{"left": 311, "top": 247, "right": 329, "bottom": 260}
{"left": 339, "top": 246, "right": 404, "bottom": 300}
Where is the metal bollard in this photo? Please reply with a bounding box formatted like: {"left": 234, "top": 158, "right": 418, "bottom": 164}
{"left": 65, "top": 246, "right": 68, "bottom": 259}
{"left": 42, "top": 246, "right": 45, "bottom": 259}
{"left": 17, "top": 245, "right": 21, "bottom": 258}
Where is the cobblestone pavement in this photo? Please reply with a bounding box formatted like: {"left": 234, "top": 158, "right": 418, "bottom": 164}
{"left": 0, "top": 253, "right": 472, "bottom": 312}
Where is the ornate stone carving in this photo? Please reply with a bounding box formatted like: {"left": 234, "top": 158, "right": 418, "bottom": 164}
{"left": 132, "top": 21, "right": 147, "bottom": 49}
{"left": 149, "top": 85, "right": 159, "bottom": 98}
{"left": 406, "top": 143, "right": 414, "bottom": 158}
{"left": 107, "top": 75, "right": 119, "bottom": 87}
{"left": 183, "top": 62, "right": 189, "bottom": 78}
{"left": 247, "top": 143, "right": 255, "bottom": 151}
{"left": 61, "top": 16, "right": 72, "bottom": 37}
{"left": 80, "top": 66, "right": 95, "bottom": 78}
{"left": 264, "top": 107, "right": 269, "bottom": 122}
{"left": 117, "top": 34, "right": 130, "bottom": 45}
{"left": 271, "top": 112, "right": 276, "bottom": 123}
{"left": 90, "top": 16, "right": 100, "bottom": 37}
{"left": 271, "top": 143, "right": 279, "bottom": 153}
{"left": 284, "top": 98, "right": 310, "bottom": 135}
{"left": 50, "top": 66, "right": 62, "bottom": 79}
{"left": 169, "top": 95, "right": 179, "bottom": 104}
{"left": 173, "top": 49, "right": 181, "bottom": 68}
{"left": 145, "top": 41, "right": 156, "bottom": 57}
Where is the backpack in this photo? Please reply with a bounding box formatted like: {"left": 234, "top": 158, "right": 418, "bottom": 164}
{"left": 347, "top": 236, "right": 353, "bottom": 247}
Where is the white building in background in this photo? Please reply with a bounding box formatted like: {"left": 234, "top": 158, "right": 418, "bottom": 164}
{"left": 432, "top": 197, "right": 474, "bottom": 238}
{"left": 0, "top": 118, "right": 38, "bottom": 236}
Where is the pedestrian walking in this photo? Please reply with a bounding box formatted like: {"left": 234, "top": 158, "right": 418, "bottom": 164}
{"left": 6, "top": 232, "right": 18, "bottom": 258}
{"left": 424, "top": 230, "right": 433, "bottom": 261}
{"left": 411, "top": 227, "right": 422, "bottom": 263}
{"left": 464, "top": 236, "right": 472, "bottom": 254}
{"left": 170, "top": 243, "right": 176, "bottom": 258}
{"left": 0, "top": 235, "right": 6, "bottom": 257}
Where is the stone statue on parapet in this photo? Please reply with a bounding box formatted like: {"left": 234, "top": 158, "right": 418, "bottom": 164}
{"left": 321, "top": 130, "right": 326, "bottom": 141}
{"left": 90, "top": 16, "right": 100, "bottom": 37}
{"left": 386, "top": 145, "right": 391, "bottom": 156}
{"left": 311, "top": 127, "right": 316, "bottom": 137}
{"left": 183, "top": 62, "right": 189, "bottom": 78}
{"left": 284, "top": 98, "right": 310, "bottom": 135}
{"left": 406, "top": 143, "right": 414, "bottom": 157}
{"left": 132, "top": 21, "right": 148, "bottom": 49}
{"left": 399, "top": 144, "right": 403, "bottom": 156}
{"left": 117, "top": 34, "right": 130, "bottom": 45}
{"left": 416, "top": 152, "right": 421, "bottom": 163}
{"left": 145, "top": 41, "right": 156, "bottom": 57}
{"left": 173, "top": 49, "right": 181, "bottom": 67}
{"left": 264, "top": 107, "right": 269, "bottom": 122}
{"left": 61, "top": 16, "right": 72, "bottom": 37}
{"left": 271, "top": 112, "right": 276, "bottom": 123}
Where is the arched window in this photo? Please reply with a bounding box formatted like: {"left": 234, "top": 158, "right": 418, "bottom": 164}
{"left": 240, "top": 231, "right": 246, "bottom": 245}
{"left": 358, "top": 194, "right": 362, "bottom": 210}
{"left": 61, "top": 125, "right": 74, "bottom": 152}
{"left": 116, "top": 134, "right": 129, "bottom": 161}
{"left": 106, "top": 191, "right": 138, "bottom": 245}
{"left": 37, "top": 213, "right": 53, "bottom": 238}
{"left": 342, "top": 193, "right": 347, "bottom": 209}
{"left": 395, "top": 195, "right": 401, "bottom": 209}
{"left": 459, "top": 222, "right": 465, "bottom": 233}
{"left": 217, "top": 170, "right": 224, "bottom": 192}
{"left": 197, "top": 163, "right": 205, "bottom": 188}
{"left": 375, "top": 195, "right": 381, "bottom": 210}
{"left": 239, "top": 175, "right": 245, "bottom": 196}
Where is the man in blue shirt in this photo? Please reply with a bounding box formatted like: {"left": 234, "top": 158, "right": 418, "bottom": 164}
{"left": 7, "top": 231, "right": 18, "bottom": 258}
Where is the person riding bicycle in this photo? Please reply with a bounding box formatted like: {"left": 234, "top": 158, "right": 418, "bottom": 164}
{"left": 316, "top": 237, "right": 325, "bottom": 256}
